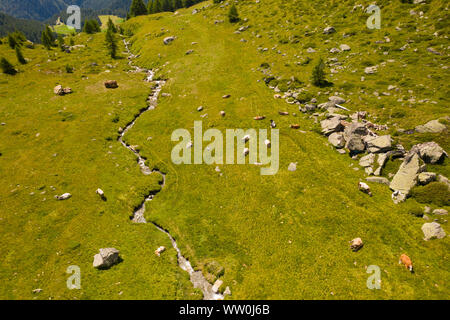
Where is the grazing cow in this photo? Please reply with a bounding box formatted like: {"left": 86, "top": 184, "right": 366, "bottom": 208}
{"left": 358, "top": 182, "right": 372, "bottom": 196}
{"left": 270, "top": 120, "right": 276, "bottom": 128}
{"left": 399, "top": 254, "right": 414, "bottom": 273}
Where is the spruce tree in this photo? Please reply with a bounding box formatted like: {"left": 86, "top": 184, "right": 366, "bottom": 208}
{"left": 8, "top": 33, "right": 18, "bottom": 49}
{"left": 105, "top": 28, "right": 118, "bottom": 59}
{"left": 173, "top": 0, "right": 183, "bottom": 10}
{"left": 58, "top": 34, "right": 65, "bottom": 52}
{"left": 311, "top": 57, "right": 326, "bottom": 87}
{"left": 107, "top": 18, "right": 117, "bottom": 33}
{"left": 228, "top": 4, "right": 240, "bottom": 23}
{"left": 184, "top": 0, "right": 195, "bottom": 8}
{"left": 41, "top": 28, "right": 52, "bottom": 50}
{"left": 15, "top": 46, "right": 26, "bottom": 64}
{"left": 129, "top": 0, "right": 148, "bottom": 17}
{"left": 0, "top": 57, "right": 17, "bottom": 75}
{"left": 162, "top": 0, "right": 173, "bottom": 12}
{"left": 45, "top": 25, "right": 55, "bottom": 45}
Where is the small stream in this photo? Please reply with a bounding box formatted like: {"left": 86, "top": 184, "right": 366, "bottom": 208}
{"left": 119, "top": 39, "right": 224, "bottom": 300}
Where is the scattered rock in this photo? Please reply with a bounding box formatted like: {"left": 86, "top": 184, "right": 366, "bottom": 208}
{"left": 321, "top": 117, "right": 343, "bottom": 135}
{"left": 340, "top": 44, "right": 351, "bottom": 51}
{"left": 359, "top": 153, "right": 376, "bottom": 167}
{"left": 212, "top": 279, "right": 223, "bottom": 293}
{"left": 346, "top": 135, "right": 366, "bottom": 154}
{"left": 364, "top": 66, "right": 378, "bottom": 74}
{"left": 288, "top": 162, "right": 297, "bottom": 172}
{"left": 349, "top": 238, "right": 363, "bottom": 252}
{"left": 433, "top": 209, "right": 448, "bottom": 216}
{"left": 197, "top": 106, "right": 204, "bottom": 112}
{"left": 155, "top": 246, "right": 166, "bottom": 257}
{"left": 422, "top": 222, "right": 446, "bottom": 240}
{"left": 32, "top": 288, "right": 43, "bottom": 294}
{"left": 163, "top": 36, "right": 175, "bottom": 45}
{"left": 409, "top": 142, "right": 447, "bottom": 164}
{"left": 366, "top": 176, "right": 390, "bottom": 185}
{"left": 220, "top": 111, "right": 226, "bottom": 117}
{"left": 328, "top": 132, "right": 346, "bottom": 148}
{"left": 54, "top": 85, "right": 72, "bottom": 96}
{"left": 323, "top": 26, "right": 336, "bottom": 34}
{"left": 415, "top": 120, "right": 446, "bottom": 133}
{"left": 418, "top": 172, "right": 437, "bottom": 185}
{"left": 93, "top": 248, "right": 120, "bottom": 269}
{"left": 223, "top": 286, "right": 231, "bottom": 296}
{"left": 366, "top": 135, "right": 392, "bottom": 153}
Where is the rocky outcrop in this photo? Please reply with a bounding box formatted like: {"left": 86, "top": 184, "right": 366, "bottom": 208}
{"left": 409, "top": 142, "right": 447, "bottom": 164}
{"left": 366, "top": 135, "right": 392, "bottom": 153}
{"left": 321, "top": 117, "right": 343, "bottom": 135}
{"left": 328, "top": 132, "right": 345, "bottom": 148}
{"left": 418, "top": 172, "right": 437, "bottom": 185}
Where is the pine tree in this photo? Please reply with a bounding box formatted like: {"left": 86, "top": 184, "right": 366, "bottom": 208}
{"left": 184, "top": 0, "right": 195, "bottom": 8}
{"left": 312, "top": 58, "right": 326, "bottom": 87}
{"left": 41, "top": 28, "right": 52, "bottom": 50}
{"left": 58, "top": 34, "right": 65, "bottom": 52}
{"left": 45, "top": 25, "right": 55, "bottom": 45}
{"left": 162, "top": 0, "right": 173, "bottom": 12}
{"left": 15, "top": 46, "right": 26, "bottom": 64}
{"left": 105, "top": 28, "right": 118, "bottom": 59}
{"left": 8, "top": 33, "right": 18, "bottom": 49}
{"left": 173, "top": 0, "right": 183, "bottom": 10}
{"left": 0, "top": 57, "right": 17, "bottom": 75}
{"left": 228, "top": 4, "right": 240, "bottom": 23}
{"left": 83, "top": 20, "right": 100, "bottom": 34}
{"left": 129, "top": 0, "right": 148, "bottom": 17}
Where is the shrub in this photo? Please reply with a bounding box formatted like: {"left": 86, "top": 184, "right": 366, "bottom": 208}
{"left": 228, "top": 4, "right": 240, "bottom": 23}
{"left": 410, "top": 182, "right": 450, "bottom": 207}
{"left": 311, "top": 58, "right": 326, "bottom": 87}
{"left": 65, "top": 64, "right": 74, "bottom": 73}
{"left": 0, "top": 57, "right": 17, "bottom": 75}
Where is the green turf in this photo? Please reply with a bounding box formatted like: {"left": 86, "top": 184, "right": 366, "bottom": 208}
{"left": 0, "top": 0, "right": 448, "bottom": 300}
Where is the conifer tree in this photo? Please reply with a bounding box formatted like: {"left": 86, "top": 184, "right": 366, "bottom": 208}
{"left": 8, "top": 33, "right": 18, "bottom": 49}
{"left": 105, "top": 28, "right": 118, "bottom": 59}
{"left": 41, "top": 27, "right": 52, "bottom": 50}
{"left": 228, "top": 4, "right": 239, "bottom": 23}
{"left": 0, "top": 57, "right": 17, "bottom": 75}
{"left": 107, "top": 18, "right": 117, "bottom": 33}
{"left": 311, "top": 57, "right": 326, "bottom": 87}
{"left": 184, "top": 0, "right": 195, "bottom": 8}
{"left": 15, "top": 46, "right": 26, "bottom": 64}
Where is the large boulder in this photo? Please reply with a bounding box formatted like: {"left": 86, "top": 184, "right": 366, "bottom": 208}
{"left": 323, "top": 26, "right": 336, "bottom": 34}
{"left": 359, "top": 153, "right": 376, "bottom": 167}
{"left": 321, "top": 117, "right": 343, "bottom": 135}
{"left": 389, "top": 153, "right": 421, "bottom": 195}
{"left": 418, "top": 172, "right": 437, "bottom": 185}
{"left": 421, "top": 222, "right": 446, "bottom": 241}
{"left": 93, "top": 248, "right": 120, "bottom": 269}
{"left": 328, "top": 132, "right": 346, "bottom": 148}
{"left": 415, "top": 120, "right": 446, "bottom": 133}
{"left": 366, "top": 135, "right": 392, "bottom": 153}
{"left": 410, "top": 142, "right": 447, "bottom": 164}
{"left": 328, "top": 96, "right": 346, "bottom": 105}
{"left": 366, "top": 176, "right": 390, "bottom": 185}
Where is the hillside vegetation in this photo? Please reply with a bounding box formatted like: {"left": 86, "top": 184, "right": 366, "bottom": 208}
{"left": 0, "top": 0, "right": 448, "bottom": 300}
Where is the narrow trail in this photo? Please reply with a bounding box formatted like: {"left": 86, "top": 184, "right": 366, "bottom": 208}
{"left": 119, "top": 39, "right": 224, "bottom": 301}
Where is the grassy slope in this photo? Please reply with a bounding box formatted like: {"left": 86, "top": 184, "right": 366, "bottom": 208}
{"left": 0, "top": 34, "right": 199, "bottom": 299}
{"left": 120, "top": 1, "right": 449, "bottom": 299}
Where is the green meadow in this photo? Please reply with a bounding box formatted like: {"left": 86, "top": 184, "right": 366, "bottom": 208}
{"left": 0, "top": 0, "right": 448, "bottom": 300}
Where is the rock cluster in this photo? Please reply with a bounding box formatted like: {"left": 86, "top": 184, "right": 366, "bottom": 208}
{"left": 54, "top": 85, "right": 72, "bottom": 96}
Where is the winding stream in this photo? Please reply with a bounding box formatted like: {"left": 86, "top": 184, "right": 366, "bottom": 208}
{"left": 119, "top": 39, "right": 224, "bottom": 301}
